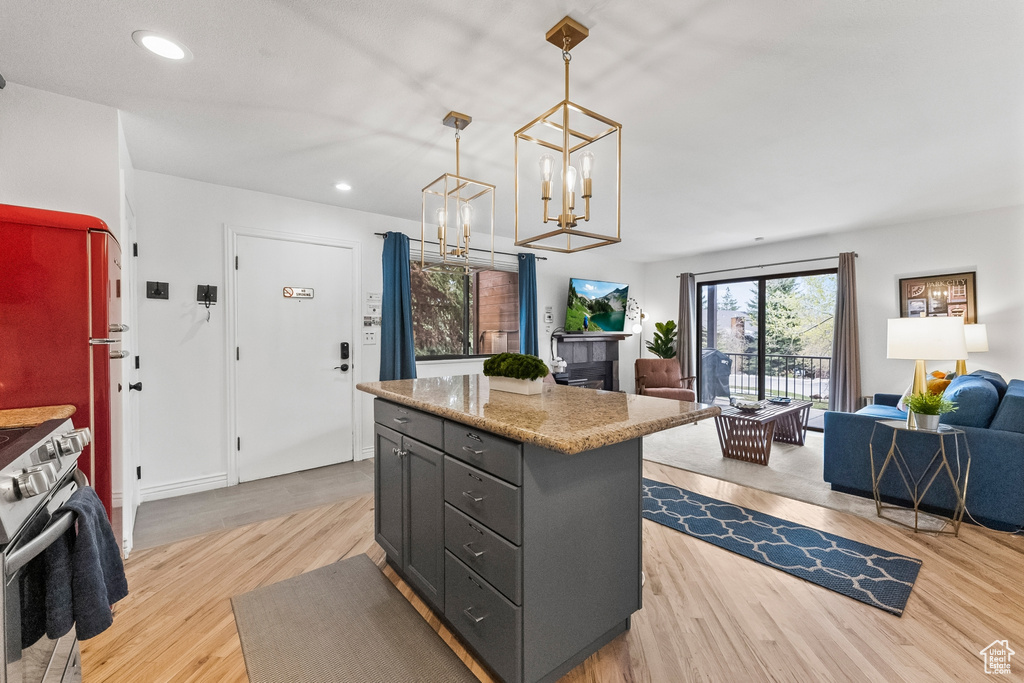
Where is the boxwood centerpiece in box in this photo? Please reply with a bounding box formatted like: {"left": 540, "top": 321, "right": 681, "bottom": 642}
{"left": 483, "top": 353, "right": 549, "bottom": 395}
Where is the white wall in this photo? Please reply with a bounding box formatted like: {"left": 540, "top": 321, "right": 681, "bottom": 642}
{"left": 642, "top": 205, "right": 1024, "bottom": 397}
{"left": 0, "top": 83, "right": 120, "bottom": 232}
{"left": 134, "top": 171, "right": 410, "bottom": 497}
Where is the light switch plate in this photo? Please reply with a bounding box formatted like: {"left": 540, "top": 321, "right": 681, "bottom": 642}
{"left": 363, "top": 330, "right": 377, "bottom": 345}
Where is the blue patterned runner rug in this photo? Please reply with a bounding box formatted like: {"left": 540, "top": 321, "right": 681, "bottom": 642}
{"left": 642, "top": 478, "right": 922, "bottom": 616}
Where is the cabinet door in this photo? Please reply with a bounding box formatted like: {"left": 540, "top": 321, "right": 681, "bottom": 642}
{"left": 375, "top": 424, "right": 404, "bottom": 566}
{"left": 403, "top": 436, "right": 445, "bottom": 611}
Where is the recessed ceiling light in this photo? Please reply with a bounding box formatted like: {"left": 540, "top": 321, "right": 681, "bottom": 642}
{"left": 132, "top": 31, "right": 193, "bottom": 61}
{"left": 754, "top": 236, "right": 765, "bottom": 242}
{"left": 335, "top": 182, "right": 352, "bottom": 191}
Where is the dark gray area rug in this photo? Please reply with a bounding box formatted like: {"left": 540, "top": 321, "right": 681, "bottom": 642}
{"left": 231, "top": 554, "right": 477, "bottom": 683}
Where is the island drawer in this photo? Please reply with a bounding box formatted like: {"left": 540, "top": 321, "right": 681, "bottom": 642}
{"left": 445, "top": 503, "right": 522, "bottom": 605}
{"left": 444, "top": 423, "right": 522, "bottom": 486}
{"left": 444, "top": 456, "right": 522, "bottom": 545}
{"left": 374, "top": 399, "right": 443, "bottom": 449}
{"left": 445, "top": 551, "right": 522, "bottom": 683}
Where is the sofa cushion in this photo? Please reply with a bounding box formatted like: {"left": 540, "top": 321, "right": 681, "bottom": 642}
{"left": 970, "top": 370, "right": 1008, "bottom": 401}
{"left": 989, "top": 379, "right": 1024, "bottom": 434}
{"left": 855, "top": 404, "right": 906, "bottom": 421}
{"left": 939, "top": 375, "right": 999, "bottom": 428}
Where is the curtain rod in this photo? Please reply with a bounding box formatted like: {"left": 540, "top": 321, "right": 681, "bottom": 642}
{"left": 374, "top": 233, "right": 547, "bottom": 260}
{"left": 676, "top": 253, "right": 857, "bottom": 278}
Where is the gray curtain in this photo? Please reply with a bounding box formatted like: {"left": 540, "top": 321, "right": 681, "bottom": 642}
{"left": 829, "top": 252, "right": 861, "bottom": 411}
{"left": 677, "top": 273, "right": 697, "bottom": 379}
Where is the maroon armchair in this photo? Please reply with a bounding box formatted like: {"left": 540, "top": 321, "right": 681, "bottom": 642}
{"left": 635, "top": 358, "right": 696, "bottom": 402}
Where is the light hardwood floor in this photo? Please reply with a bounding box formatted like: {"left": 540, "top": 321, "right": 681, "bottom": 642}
{"left": 82, "top": 462, "right": 1024, "bottom": 682}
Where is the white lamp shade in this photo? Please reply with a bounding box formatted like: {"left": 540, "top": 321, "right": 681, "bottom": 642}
{"left": 964, "top": 324, "right": 989, "bottom": 353}
{"left": 887, "top": 317, "right": 967, "bottom": 360}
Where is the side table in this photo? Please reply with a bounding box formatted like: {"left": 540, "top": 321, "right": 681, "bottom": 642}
{"left": 869, "top": 419, "right": 971, "bottom": 536}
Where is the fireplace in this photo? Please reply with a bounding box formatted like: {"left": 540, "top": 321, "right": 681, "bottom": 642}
{"left": 554, "top": 333, "right": 626, "bottom": 392}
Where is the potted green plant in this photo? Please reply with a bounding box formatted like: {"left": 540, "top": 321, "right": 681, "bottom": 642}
{"left": 483, "top": 353, "right": 550, "bottom": 395}
{"left": 904, "top": 391, "right": 958, "bottom": 431}
{"left": 646, "top": 320, "right": 677, "bottom": 359}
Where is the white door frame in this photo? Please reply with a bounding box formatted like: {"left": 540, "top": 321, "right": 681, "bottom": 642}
{"left": 119, "top": 171, "right": 141, "bottom": 557}
{"left": 224, "top": 224, "right": 361, "bottom": 487}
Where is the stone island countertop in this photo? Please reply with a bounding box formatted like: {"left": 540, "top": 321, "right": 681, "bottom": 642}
{"left": 357, "top": 375, "right": 720, "bottom": 455}
{"left": 0, "top": 405, "right": 76, "bottom": 429}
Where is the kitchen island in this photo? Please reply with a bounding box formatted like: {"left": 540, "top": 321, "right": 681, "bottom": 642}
{"left": 357, "top": 375, "right": 719, "bottom": 683}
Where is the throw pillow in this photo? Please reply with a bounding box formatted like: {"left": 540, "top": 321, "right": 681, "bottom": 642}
{"left": 940, "top": 375, "right": 1000, "bottom": 428}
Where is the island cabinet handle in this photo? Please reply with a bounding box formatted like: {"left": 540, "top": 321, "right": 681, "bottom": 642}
{"left": 393, "top": 417, "right": 409, "bottom": 425}
{"left": 462, "top": 542, "right": 486, "bottom": 558}
{"left": 463, "top": 606, "right": 488, "bottom": 624}
{"left": 462, "top": 446, "right": 485, "bottom": 456}
{"left": 466, "top": 433, "right": 483, "bottom": 442}
{"left": 462, "top": 491, "right": 485, "bottom": 503}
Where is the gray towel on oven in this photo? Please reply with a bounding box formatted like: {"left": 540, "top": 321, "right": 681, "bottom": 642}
{"left": 51, "top": 486, "right": 129, "bottom": 640}
{"left": 20, "top": 512, "right": 74, "bottom": 647}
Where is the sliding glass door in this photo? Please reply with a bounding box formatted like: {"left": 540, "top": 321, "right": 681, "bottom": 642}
{"left": 699, "top": 270, "right": 837, "bottom": 428}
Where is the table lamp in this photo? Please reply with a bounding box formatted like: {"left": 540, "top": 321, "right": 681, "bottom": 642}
{"left": 887, "top": 317, "right": 968, "bottom": 396}
{"left": 956, "top": 323, "right": 988, "bottom": 376}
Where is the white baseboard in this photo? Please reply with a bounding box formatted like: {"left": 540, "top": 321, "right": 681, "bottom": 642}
{"left": 141, "top": 473, "right": 228, "bottom": 502}
{"left": 358, "top": 446, "right": 375, "bottom": 461}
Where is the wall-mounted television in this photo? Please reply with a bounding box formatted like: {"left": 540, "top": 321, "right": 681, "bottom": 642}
{"left": 564, "top": 278, "right": 629, "bottom": 332}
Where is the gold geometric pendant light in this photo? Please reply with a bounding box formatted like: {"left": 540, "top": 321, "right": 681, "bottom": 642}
{"left": 514, "top": 16, "right": 622, "bottom": 253}
{"left": 421, "top": 111, "right": 495, "bottom": 272}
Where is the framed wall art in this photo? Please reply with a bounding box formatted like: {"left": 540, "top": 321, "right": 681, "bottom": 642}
{"left": 898, "top": 271, "right": 977, "bottom": 323}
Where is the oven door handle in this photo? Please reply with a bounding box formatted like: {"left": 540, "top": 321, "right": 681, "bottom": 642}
{"left": 5, "top": 469, "right": 90, "bottom": 578}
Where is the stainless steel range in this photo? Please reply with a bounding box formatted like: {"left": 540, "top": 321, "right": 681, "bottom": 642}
{"left": 0, "top": 418, "right": 91, "bottom": 683}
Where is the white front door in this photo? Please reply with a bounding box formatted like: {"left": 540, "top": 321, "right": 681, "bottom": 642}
{"left": 234, "top": 233, "right": 355, "bottom": 482}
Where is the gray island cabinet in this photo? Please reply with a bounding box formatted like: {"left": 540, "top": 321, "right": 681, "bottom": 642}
{"left": 360, "top": 375, "right": 719, "bottom": 683}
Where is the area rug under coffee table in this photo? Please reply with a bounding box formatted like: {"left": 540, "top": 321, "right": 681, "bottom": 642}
{"left": 643, "top": 478, "right": 923, "bottom": 616}
{"left": 231, "top": 554, "right": 476, "bottom": 682}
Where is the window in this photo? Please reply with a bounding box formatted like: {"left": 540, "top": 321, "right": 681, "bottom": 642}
{"left": 410, "top": 262, "right": 519, "bottom": 359}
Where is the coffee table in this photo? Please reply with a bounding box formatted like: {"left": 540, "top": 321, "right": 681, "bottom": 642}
{"left": 714, "top": 400, "right": 813, "bottom": 465}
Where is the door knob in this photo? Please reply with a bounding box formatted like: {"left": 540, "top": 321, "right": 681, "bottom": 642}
{"left": 129, "top": 382, "right": 143, "bottom": 392}
{"left": 333, "top": 364, "right": 350, "bottom": 372}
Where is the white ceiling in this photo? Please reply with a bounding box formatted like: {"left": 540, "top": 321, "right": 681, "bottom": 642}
{"left": 3, "top": 0, "right": 1023, "bottom": 261}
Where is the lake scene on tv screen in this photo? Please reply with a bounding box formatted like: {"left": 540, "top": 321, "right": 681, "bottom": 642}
{"left": 565, "top": 278, "right": 629, "bottom": 332}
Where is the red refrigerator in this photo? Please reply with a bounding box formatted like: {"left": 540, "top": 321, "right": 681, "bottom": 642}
{"left": 0, "top": 203, "right": 122, "bottom": 518}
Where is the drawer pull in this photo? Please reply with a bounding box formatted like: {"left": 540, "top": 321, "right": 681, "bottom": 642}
{"left": 462, "top": 606, "right": 488, "bottom": 624}
{"left": 462, "top": 542, "right": 486, "bottom": 558}
{"left": 466, "top": 432, "right": 483, "bottom": 442}
{"left": 393, "top": 417, "right": 409, "bottom": 425}
{"left": 462, "top": 446, "right": 485, "bottom": 456}
{"left": 462, "top": 491, "right": 485, "bottom": 503}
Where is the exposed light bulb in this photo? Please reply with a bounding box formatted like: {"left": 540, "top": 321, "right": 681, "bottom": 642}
{"left": 538, "top": 154, "right": 555, "bottom": 182}
{"left": 579, "top": 151, "right": 595, "bottom": 180}
{"left": 436, "top": 207, "right": 447, "bottom": 241}
{"left": 460, "top": 203, "right": 474, "bottom": 228}
{"left": 632, "top": 323, "right": 643, "bottom": 334}
{"left": 564, "top": 165, "right": 578, "bottom": 192}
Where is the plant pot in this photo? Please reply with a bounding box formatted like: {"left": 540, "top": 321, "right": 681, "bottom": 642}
{"left": 912, "top": 412, "right": 940, "bottom": 431}
{"left": 488, "top": 376, "right": 544, "bottom": 395}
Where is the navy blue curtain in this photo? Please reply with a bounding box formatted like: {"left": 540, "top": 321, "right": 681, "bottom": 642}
{"left": 518, "top": 253, "right": 539, "bottom": 356}
{"left": 380, "top": 232, "right": 417, "bottom": 380}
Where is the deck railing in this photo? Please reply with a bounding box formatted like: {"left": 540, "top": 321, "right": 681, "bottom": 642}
{"left": 720, "top": 352, "right": 831, "bottom": 404}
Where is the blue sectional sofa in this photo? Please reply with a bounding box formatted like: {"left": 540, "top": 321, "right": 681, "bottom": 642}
{"left": 823, "top": 370, "right": 1024, "bottom": 531}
